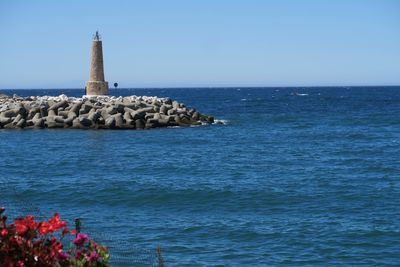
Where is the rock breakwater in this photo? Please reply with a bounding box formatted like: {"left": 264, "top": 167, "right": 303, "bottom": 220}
{"left": 0, "top": 94, "right": 215, "bottom": 130}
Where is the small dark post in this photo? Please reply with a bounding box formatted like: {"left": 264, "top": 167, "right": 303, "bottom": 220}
{"left": 156, "top": 246, "right": 164, "bottom": 267}
{"left": 74, "top": 218, "right": 81, "bottom": 236}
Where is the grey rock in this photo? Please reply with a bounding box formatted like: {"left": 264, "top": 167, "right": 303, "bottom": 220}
{"left": 72, "top": 118, "right": 83, "bottom": 128}
{"left": 206, "top": 116, "right": 214, "bottom": 123}
{"left": 2, "top": 109, "right": 19, "bottom": 118}
{"left": 145, "top": 113, "right": 154, "bottom": 120}
{"left": 49, "top": 100, "right": 68, "bottom": 111}
{"left": 130, "top": 111, "right": 144, "bottom": 120}
{"left": 0, "top": 116, "right": 12, "bottom": 125}
{"left": 48, "top": 110, "right": 56, "bottom": 117}
{"left": 135, "top": 119, "right": 145, "bottom": 129}
{"left": 58, "top": 110, "right": 69, "bottom": 118}
{"left": 64, "top": 113, "right": 77, "bottom": 125}
{"left": 123, "top": 111, "right": 133, "bottom": 125}
{"left": 79, "top": 117, "right": 93, "bottom": 127}
{"left": 12, "top": 114, "right": 23, "bottom": 124}
{"left": 159, "top": 105, "right": 167, "bottom": 114}
{"left": 114, "top": 102, "right": 125, "bottom": 113}
{"left": 39, "top": 106, "right": 48, "bottom": 117}
{"left": 32, "top": 112, "right": 41, "bottom": 119}
{"left": 164, "top": 97, "right": 172, "bottom": 105}
{"left": 180, "top": 116, "right": 191, "bottom": 125}
{"left": 105, "top": 106, "right": 118, "bottom": 115}
{"left": 153, "top": 113, "right": 161, "bottom": 120}
{"left": 172, "top": 100, "right": 180, "bottom": 109}
{"left": 123, "top": 107, "right": 135, "bottom": 114}
{"left": 87, "top": 110, "right": 101, "bottom": 122}
{"left": 33, "top": 118, "right": 45, "bottom": 128}
{"left": 27, "top": 107, "right": 40, "bottom": 120}
{"left": 167, "top": 108, "right": 176, "bottom": 116}
{"left": 191, "top": 111, "right": 200, "bottom": 121}
{"left": 54, "top": 116, "right": 65, "bottom": 123}
{"left": 105, "top": 116, "right": 116, "bottom": 128}
{"left": 137, "top": 106, "right": 155, "bottom": 114}
{"left": 25, "top": 120, "right": 34, "bottom": 127}
{"left": 145, "top": 122, "right": 155, "bottom": 129}
{"left": 3, "top": 122, "right": 17, "bottom": 129}
{"left": 46, "top": 119, "right": 65, "bottom": 128}
{"left": 114, "top": 113, "right": 124, "bottom": 128}
{"left": 100, "top": 108, "right": 111, "bottom": 120}
{"left": 16, "top": 119, "right": 26, "bottom": 128}
{"left": 69, "top": 102, "right": 82, "bottom": 114}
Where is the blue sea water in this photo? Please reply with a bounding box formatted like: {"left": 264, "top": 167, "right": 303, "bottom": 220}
{"left": 1, "top": 87, "right": 400, "bottom": 266}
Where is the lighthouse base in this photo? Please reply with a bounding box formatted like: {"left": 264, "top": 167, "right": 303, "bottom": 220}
{"left": 86, "top": 81, "right": 109, "bottom": 96}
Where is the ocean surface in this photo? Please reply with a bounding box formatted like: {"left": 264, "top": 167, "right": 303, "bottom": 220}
{"left": 1, "top": 87, "right": 399, "bottom": 266}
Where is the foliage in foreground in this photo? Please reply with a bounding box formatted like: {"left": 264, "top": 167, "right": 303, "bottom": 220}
{"left": 0, "top": 207, "right": 110, "bottom": 267}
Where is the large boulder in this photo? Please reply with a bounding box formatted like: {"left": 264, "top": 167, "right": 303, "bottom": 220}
{"left": 114, "top": 113, "right": 124, "bottom": 128}
{"left": 79, "top": 117, "right": 93, "bottom": 127}
{"left": 105, "top": 116, "right": 116, "bottom": 128}
{"left": 48, "top": 100, "right": 68, "bottom": 112}
{"left": 135, "top": 119, "right": 145, "bottom": 129}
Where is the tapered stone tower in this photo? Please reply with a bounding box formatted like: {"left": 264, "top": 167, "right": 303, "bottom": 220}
{"left": 86, "top": 31, "right": 108, "bottom": 95}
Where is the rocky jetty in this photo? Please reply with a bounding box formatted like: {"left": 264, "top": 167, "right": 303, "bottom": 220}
{"left": 0, "top": 94, "right": 215, "bottom": 130}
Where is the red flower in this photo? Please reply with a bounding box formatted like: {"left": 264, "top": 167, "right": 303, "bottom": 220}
{"left": 48, "top": 213, "right": 66, "bottom": 230}
{"left": 38, "top": 213, "right": 67, "bottom": 235}
{"left": 0, "top": 208, "right": 109, "bottom": 266}
{"left": 15, "top": 219, "right": 28, "bottom": 235}
{"left": 11, "top": 235, "right": 24, "bottom": 246}
{"left": 14, "top": 215, "right": 38, "bottom": 235}
{"left": 50, "top": 237, "right": 64, "bottom": 255}
{"left": 38, "top": 221, "right": 51, "bottom": 235}
{"left": 0, "top": 228, "right": 8, "bottom": 237}
{"left": 24, "top": 215, "right": 38, "bottom": 230}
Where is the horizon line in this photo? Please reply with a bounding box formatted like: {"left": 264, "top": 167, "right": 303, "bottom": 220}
{"left": 1, "top": 85, "right": 400, "bottom": 90}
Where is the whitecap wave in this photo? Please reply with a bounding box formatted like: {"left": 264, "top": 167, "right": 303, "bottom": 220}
{"left": 213, "top": 119, "right": 228, "bottom": 125}
{"left": 291, "top": 93, "right": 308, "bottom": 96}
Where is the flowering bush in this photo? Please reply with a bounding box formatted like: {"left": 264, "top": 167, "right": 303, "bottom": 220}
{"left": 0, "top": 207, "right": 110, "bottom": 266}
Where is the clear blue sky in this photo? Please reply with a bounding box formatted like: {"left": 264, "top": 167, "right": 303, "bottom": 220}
{"left": 0, "top": 0, "right": 399, "bottom": 88}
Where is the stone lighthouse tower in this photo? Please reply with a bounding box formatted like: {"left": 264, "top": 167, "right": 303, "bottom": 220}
{"left": 86, "top": 31, "right": 108, "bottom": 95}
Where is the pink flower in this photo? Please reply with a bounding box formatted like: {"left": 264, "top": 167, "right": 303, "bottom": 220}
{"left": 87, "top": 252, "right": 100, "bottom": 262}
{"left": 58, "top": 251, "right": 69, "bottom": 261}
{"left": 75, "top": 249, "right": 83, "bottom": 260}
{"left": 73, "top": 233, "right": 89, "bottom": 246}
